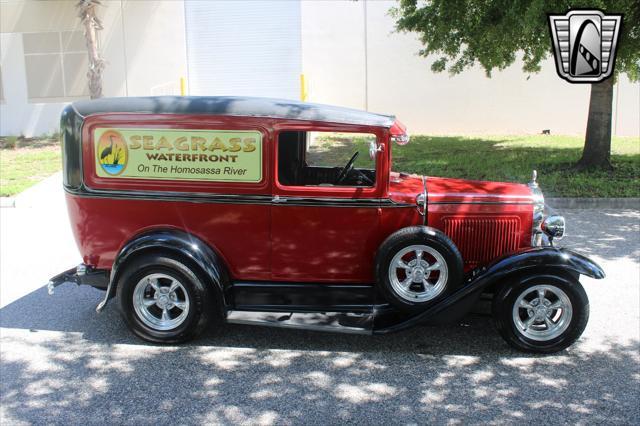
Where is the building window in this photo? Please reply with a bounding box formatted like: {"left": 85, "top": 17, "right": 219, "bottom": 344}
{"left": 22, "top": 31, "right": 89, "bottom": 101}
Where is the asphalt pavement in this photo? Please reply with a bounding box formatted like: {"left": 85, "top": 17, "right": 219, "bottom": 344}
{"left": 1, "top": 174, "right": 638, "bottom": 425}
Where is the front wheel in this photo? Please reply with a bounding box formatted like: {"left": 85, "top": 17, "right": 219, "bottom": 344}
{"left": 493, "top": 274, "right": 589, "bottom": 353}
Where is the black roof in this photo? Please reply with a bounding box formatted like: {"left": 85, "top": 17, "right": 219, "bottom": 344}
{"left": 71, "top": 96, "right": 396, "bottom": 127}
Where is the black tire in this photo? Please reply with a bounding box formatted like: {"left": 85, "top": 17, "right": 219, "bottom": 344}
{"left": 492, "top": 274, "right": 589, "bottom": 353}
{"left": 375, "top": 226, "right": 464, "bottom": 313}
{"left": 116, "top": 253, "right": 214, "bottom": 344}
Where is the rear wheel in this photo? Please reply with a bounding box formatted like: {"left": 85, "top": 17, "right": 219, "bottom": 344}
{"left": 493, "top": 274, "right": 589, "bottom": 353}
{"left": 116, "top": 253, "right": 213, "bottom": 343}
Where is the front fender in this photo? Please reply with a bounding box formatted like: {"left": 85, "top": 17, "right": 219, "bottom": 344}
{"left": 473, "top": 246, "right": 605, "bottom": 284}
{"left": 96, "top": 229, "right": 230, "bottom": 312}
{"left": 373, "top": 247, "right": 604, "bottom": 334}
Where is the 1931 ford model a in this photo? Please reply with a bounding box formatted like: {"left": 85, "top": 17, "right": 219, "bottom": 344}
{"left": 50, "top": 96, "right": 604, "bottom": 353}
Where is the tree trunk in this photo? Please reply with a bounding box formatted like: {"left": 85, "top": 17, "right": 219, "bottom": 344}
{"left": 83, "top": 17, "right": 104, "bottom": 99}
{"left": 77, "top": 0, "right": 105, "bottom": 99}
{"left": 577, "top": 77, "right": 614, "bottom": 170}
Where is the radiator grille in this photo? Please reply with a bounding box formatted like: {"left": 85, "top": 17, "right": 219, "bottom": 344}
{"left": 443, "top": 216, "right": 521, "bottom": 267}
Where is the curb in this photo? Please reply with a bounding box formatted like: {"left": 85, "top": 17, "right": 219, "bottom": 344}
{"left": 0, "top": 197, "right": 15, "bottom": 208}
{"left": 546, "top": 198, "right": 640, "bottom": 209}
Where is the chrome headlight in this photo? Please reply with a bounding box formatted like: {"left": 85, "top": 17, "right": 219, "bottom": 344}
{"left": 542, "top": 215, "right": 565, "bottom": 240}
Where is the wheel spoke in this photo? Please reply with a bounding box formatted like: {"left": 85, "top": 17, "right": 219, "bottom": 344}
{"left": 422, "top": 279, "right": 433, "bottom": 288}
{"left": 142, "top": 298, "right": 156, "bottom": 307}
{"left": 519, "top": 299, "right": 533, "bottom": 309}
{"left": 549, "top": 301, "right": 563, "bottom": 310}
{"left": 400, "top": 277, "right": 413, "bottom": 289}
{"left": 537, "top": 288, "right": 546, "bottom": 303}
{"left": 415, "top": 250, "right": 423, "bottom": 262}
{"left": 148, "top": 278, "right": 160, "bottom": 291}
{"left": 169, "top": 280, "right": 180, "bottom": 292}
{"left": 426, "top": 262, "right": 440, "bottom": 271}
{"left": 522, "top": 316, "right": 536, "bottom": 331}
{"left": 161, "top": 308, "right": 170, "bottom": 321}
{"left": 396, "top": 260, "right": 412, "bottom": 270}
{"left": 544, "top": 317, "right": 554, "bottom": 329}
{"left": 173, "top": 301, "right": 187, "bottom": 311}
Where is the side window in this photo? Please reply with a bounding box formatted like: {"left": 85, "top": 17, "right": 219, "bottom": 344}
{"left": 278, "top": 131, "right": 377, "bottom": 187}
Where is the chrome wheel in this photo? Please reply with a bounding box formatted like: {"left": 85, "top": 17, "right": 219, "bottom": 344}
{"left": 388, "top": 244, "right": 448, "bottom": 302}
{"left": 512, "top": 284, "right": 572, "bottom": 341}
{"left": 132, "top": 273, "right": 190, "bottom": 331}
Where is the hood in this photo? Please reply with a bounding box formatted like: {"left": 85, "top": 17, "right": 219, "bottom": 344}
{"left": 389, "top": 172, "right": 534, "bottom": 205}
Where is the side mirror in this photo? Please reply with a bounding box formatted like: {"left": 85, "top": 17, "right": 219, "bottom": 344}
{"left": 369, "top": 140, "right": 383, "bottom": 160}
{"left": 391, "top": 134, "right": 410, "bottom": 146}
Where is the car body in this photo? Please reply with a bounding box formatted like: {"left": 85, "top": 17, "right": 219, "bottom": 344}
{"left": 50, "top": 96, "right": 604, "bottom": 352}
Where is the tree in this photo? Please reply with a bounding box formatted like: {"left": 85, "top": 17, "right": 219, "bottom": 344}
{"left": 391, "top": 0, "right": 639, "bottom": 170}
{"left": 76, "top": 0, "right": 105, "bottom": 99}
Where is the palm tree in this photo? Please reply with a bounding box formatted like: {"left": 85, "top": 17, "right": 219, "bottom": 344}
{"left": 76, "top": 0, "right": 105, "bottom": 99}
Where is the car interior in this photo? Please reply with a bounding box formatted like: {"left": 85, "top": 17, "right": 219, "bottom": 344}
{"left": 277, "top": 131, "right": 376, "bottom": 187}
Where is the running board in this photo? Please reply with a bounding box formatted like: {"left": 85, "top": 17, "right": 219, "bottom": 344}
{"left": 226, "top": 310, "right": 374, "bottom": 335}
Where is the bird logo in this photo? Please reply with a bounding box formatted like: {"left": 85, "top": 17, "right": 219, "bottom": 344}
{"left": 97, "top": 130, "right": 128, "bottom": 176}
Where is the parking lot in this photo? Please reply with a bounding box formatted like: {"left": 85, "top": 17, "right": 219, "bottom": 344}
{"left": 1, "top": 176, "right": 638, "bottom": 424}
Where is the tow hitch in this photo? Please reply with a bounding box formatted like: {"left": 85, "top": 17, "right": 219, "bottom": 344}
{"left": 47, "top": 264, "right": 109, "bottom": 294}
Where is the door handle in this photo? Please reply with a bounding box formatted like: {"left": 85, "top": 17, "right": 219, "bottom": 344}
{"left": 272, "top": 195, "right": 287, "bottom": 203}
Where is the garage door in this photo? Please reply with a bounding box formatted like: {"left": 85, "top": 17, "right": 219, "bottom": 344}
{"left": 184, "top": 0, "right": 302, "bottom": 100}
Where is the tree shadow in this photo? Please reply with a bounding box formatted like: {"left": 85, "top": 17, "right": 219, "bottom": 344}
{"left": 1, "top": 305, "right": 638, "bottom": 424}
{"left": 0, "top": 283, "right": 499, "bottom": 352}
{"left": 558, "top": 209, "right": 640, "bottom": 262}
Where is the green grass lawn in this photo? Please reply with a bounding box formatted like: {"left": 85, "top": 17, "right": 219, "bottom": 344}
{"left": 392, "top": 135, "right": 639, "bottom": 197}
{"left": 0, "top": 144, "right": 61, "bottom": 197}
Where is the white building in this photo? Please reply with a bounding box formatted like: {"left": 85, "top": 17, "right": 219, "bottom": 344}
{"left": 1, "top": 0, "right": 638, "bottom": 137}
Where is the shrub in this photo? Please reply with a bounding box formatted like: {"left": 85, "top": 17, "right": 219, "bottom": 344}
{"left": 1, "top": 136, "right": 19, "bottom": 150}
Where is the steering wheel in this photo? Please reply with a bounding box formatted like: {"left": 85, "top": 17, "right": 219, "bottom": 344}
{"left": 335, "top": 152, "right": 359, "bottom": 184}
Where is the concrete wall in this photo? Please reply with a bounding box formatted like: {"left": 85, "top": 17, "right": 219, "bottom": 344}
{"left": 301, "top": 0, "right": 639, "bottom": 137}
{"left": 0, "top": 0, "right": 188, "bottom": 136}
{"left": 300, "top": 0, "right": 367, "bottom": 110}
{"left": 1, "top": 0, "right": 637, "bottom": 137}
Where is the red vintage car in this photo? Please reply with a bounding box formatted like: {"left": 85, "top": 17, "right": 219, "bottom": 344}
{"left": 49, "top": 96, "right": 604, "bottom": 353}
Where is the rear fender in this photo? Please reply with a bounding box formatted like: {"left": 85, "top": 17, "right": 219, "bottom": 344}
{"left": 97, "top": 229, "right": 230, "bottom": 312}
